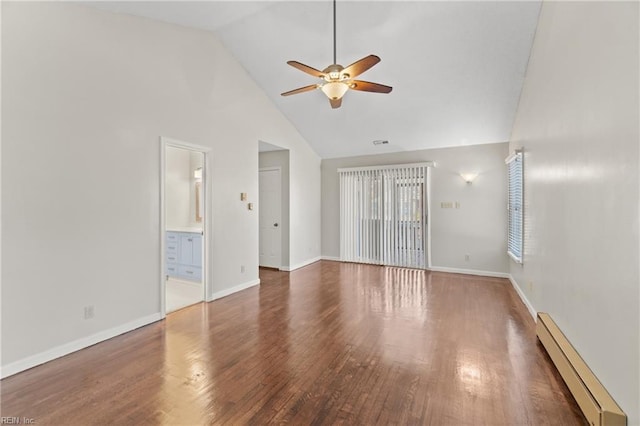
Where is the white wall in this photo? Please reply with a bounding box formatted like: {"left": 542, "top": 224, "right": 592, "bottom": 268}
{"left": 1, "top": 3, "right": 320, "bottom": 373}
{"left": 259, "top": 150, "right": 290, "bottom": 269}
{"left": 165, "top": 146, "right": 192, "bottom": 230}
{"left": 509, "top": 2, "right": 639, "bottom": 423}
{"left": 258, "top": 141, "right": 320, "bottom": 271}
{"left": 321, "top": 142, "right": 509, "bottom": 274}
{"left": 288, "top": 151, "right": 322, "bottom": 270}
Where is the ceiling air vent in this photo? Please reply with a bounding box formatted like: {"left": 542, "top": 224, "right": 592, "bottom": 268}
{"left": 372, "top": 140, "right": 389, "bottom": 145}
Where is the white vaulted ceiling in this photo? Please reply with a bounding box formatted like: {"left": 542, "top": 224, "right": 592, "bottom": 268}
{"left": 91, "top": 1, "right": 541, "bottom": 158}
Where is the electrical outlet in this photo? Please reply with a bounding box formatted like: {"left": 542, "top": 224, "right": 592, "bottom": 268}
{"left": 240, "top": 265, "right": 245, "bottom": 273}
{"left": 455, "top": 201, "right": 460, "bottom": 209}
{"left": 527, "top": 281, "right": 534, "bottom": 292}
{"left": 84, "top": 305, "right": 95, "bottom": 320}
{"left": 464, "top": 254, "right": 470, "bottom": 261}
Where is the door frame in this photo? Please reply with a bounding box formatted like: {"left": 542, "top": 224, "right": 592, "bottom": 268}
{"left": 160, "top": 137, "right": 212, "bottom": 318}
{"left": 258, "top": 166, "right": 282, "bottom": 269}
{"left": 426, "top": 166, "right": 432, "bottom": 268}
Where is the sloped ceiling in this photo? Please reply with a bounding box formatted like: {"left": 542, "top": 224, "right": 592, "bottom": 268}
{"left": 91, "top": 1, "right": 541, "bottom": 158}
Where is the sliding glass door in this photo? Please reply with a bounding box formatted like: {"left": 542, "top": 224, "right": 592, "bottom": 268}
{"left": 340, "top": 164, "right": 431, "bottom": 269}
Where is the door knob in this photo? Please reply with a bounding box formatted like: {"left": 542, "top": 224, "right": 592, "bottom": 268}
{"left": 274, "top": 223, "right": 279, "bottom": 227}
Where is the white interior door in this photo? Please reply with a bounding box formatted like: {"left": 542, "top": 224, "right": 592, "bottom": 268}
{"left": 259, "top": 169, "right": 281, "bottom": 268}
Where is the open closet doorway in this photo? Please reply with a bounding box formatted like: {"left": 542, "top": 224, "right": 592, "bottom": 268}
{"left": 161, "top": 138, "right": 210, "bottom": 315}
{"left": 258, "top": 141, "right": 290, "bottom": 270}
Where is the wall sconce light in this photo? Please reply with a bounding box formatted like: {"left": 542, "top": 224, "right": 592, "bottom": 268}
{"left": 194, "top": 167, "right": 203, "bottom": 181}
{"left": 460, "top": 173, "right": 478, "bottom": 184}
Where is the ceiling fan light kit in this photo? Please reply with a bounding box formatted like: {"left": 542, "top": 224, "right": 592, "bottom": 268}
{"left": 321, "top": 81, "right": 349, "bottom": 100}
{"left": 281, "top": 0, "right": 392, "bottom": 109}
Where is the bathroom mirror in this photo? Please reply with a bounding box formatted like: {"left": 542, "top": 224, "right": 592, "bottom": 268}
{"left": 195, "top": 182, "right": 202, "bottom": 223}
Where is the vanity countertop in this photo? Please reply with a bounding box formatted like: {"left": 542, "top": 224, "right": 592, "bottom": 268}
{"left": 167, "top": 227, "right": 203, "bottom": 234}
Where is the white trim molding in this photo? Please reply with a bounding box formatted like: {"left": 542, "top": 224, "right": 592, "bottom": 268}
{"left": 505, "top": 148, "right": 524, "bottom": 165}
{"left": 0, "top": 313, "right": 162, "bottom": 379}
{"left": 508, "top": 275, "right": 537, "bottom": 320}
{"left": 321, "top": 256, "right": 341, "bottom": 262}
{"left": 428, "top": 266, "right": 510, "bottom": 278}
{"left": 209, "top": 279, "right": 260, "bottom": 302}
{"left": 337, "top": 161, "right": 435, "bottom": 173}
{"left": 259, "top": 166, "right": 282, "bottom": 172}
{"left": 280, "top": 256, "right": 321, "bottom": 272}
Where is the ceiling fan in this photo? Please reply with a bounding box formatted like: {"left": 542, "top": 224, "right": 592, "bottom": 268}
{"left": 281, "top": 0, "right": 393, "bottom": 109}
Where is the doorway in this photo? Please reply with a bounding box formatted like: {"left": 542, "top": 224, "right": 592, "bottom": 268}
{"left": 160, "top": 138, "right": 211, "bottom": 316}
{"left": 258, "top": 141, "right": 289, "bottom": 270}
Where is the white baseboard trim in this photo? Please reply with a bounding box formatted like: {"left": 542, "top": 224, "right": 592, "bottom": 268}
{"left": 0, "top": 313, "right": 162, "bottom": 379}
{"left": 320, "top": 256, "right": 341, "bottom": 262}
{"left": 508, "top": 274, "right": 537, "bottom": 320}
{"left": 428, "top": 266, "right": 510, "bottom": 278}
{"left": 167, "top": 277, "right": 202, "bottom": 289}
{"left": 280, "top": 256, "right": 321, "bottom": 272}
{"left": 209, "top": 279, "right": 260, "bottom": 301}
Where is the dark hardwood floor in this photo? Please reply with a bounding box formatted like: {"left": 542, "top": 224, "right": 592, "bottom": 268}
{"left": 1, "top": 261, "right": 585, "bottom": 425}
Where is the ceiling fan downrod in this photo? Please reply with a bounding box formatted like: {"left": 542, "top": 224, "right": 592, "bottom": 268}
{"left": 280, "top": 0, "right": 393, "bottom": 108}
{"left": 333, "top": 0, "right": 337, "bottom": 65}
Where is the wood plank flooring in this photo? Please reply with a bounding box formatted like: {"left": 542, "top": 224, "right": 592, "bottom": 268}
{"left": 1, "top": 261, "right": 585, "bottom": 425}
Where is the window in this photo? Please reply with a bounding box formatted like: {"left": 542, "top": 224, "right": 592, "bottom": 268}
{"left": 506, "top": 151, "right": 523, "bottom": 263}
{"left": 339, "top": 163, "right": 432, "bottom": 269}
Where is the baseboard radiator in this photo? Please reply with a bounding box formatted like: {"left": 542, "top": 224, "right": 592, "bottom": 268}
{"left": 536, "top": 313, "right": 626, "bottom": 426}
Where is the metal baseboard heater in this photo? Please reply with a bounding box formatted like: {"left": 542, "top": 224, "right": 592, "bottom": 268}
{"left": 536, "top": 313, "right": 626, "bottom": 426}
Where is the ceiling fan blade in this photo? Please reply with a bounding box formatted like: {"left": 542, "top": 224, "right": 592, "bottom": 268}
{"left": 342, "top": 55, "right": 381, "bottom": 78}
{"left": 287, "top": 61, "right": 325, "bottom": 78}
{"left": 350, "top": 80, "right": 393, "bottom": 94}
{"left": 281, "top": 84, "right": 318, "bottom": 96}
{"left": 329, "top": 98, "right": 342, "bottom": 109}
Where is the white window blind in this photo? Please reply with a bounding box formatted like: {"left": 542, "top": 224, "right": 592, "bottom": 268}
{"left": 506, "top": 151, "right": 523, "bottom": 263}
{"left": 339, "top": 163, "right": 431, "bottom": 269}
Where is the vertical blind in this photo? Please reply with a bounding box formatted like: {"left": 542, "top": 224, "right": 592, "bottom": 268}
{"left": 339, "top": 163, "right": 431, "bottom": 269}
{"left": 506, "top": 151, "right": 523, "bottom": 263}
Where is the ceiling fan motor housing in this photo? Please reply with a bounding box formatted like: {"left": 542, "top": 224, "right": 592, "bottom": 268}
{"left": 323, "top": 64, "right": 348, "bottom": 81}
